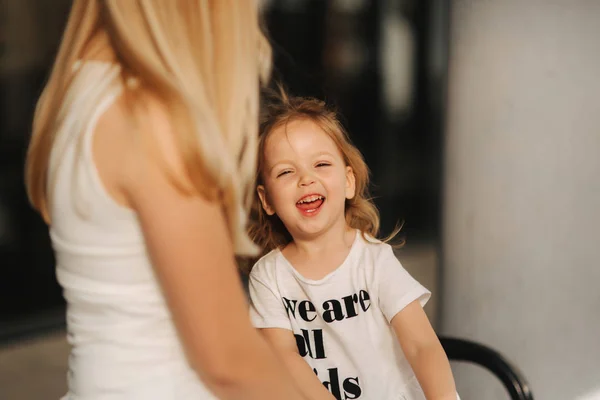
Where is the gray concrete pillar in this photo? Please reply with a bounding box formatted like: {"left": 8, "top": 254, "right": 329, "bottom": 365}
{"left": 441, "top": 1, "right": 600, "bottom": 399}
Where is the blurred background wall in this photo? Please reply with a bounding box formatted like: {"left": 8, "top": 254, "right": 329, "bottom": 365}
{"left": 441, "top": 1, "right": 600, "bottom": 399}
{"left": 0, "top": 0, "right": 72, "bottom": 340}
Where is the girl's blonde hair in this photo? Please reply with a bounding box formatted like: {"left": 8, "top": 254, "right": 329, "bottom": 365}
{"left": 247, "top": 88, "right": 400, "bottom": 266}
{"left": 25, "top": 0, "right": 271, "bottom": 256}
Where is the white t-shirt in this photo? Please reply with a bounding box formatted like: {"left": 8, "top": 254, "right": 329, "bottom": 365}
{"left": 249, "top": 231, "right": 432, "bottom": 400}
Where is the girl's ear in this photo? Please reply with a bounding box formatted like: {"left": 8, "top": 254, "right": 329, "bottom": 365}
{"left": 257, "top": 185, "right": 276, "bottom": 215}
{"left": 345, "top": 166, "right": 356, "bottom": 200}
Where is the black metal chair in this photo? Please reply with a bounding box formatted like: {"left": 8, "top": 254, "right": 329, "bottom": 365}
{"left": 439, "top": 337, "right": 534, "bottom": 400}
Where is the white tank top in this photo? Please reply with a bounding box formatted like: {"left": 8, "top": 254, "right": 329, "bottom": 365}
{"left": 48, "top": 61, "right": 217, "bottom": 399}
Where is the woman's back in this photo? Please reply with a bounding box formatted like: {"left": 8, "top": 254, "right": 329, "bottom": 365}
{"left": 26, "top": 2, "right": 312, "bottom": 399}
{"left": 49, "top": 60, "right": 216, "bottom": 399}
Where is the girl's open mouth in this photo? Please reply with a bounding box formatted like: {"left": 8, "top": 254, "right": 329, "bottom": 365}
{"left": 296, "top": 194, "right": 325, "bottom": 216}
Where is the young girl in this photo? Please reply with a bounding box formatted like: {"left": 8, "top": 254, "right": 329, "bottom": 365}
{"left": 247, "top": 91, "right": 460, "bottom": 400}
{"left": 25, "top": 1, "right": 309, "bottom": 399}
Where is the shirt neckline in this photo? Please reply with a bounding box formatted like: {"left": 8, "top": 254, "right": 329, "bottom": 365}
{"left": 276, "top": 229, "right": 363, "bottom": 285}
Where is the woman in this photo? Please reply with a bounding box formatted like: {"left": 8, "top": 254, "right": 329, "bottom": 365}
{"left": 25, "top": 1, "right": 307, "bottom": 399}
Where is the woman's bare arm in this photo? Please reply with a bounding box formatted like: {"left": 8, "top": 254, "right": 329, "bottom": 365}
{"left": 95, "top": 94, "right": 307, "bottom": 400}
{"left": 261, "top": 328, "right": 336, "bottom": 400}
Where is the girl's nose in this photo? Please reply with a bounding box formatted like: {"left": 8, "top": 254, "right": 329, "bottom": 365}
{"left": 298, "top": 173, "right": 316, "bottom": 187}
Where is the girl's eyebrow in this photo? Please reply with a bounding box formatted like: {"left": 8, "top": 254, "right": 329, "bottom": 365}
{"left": 267, "top": 160, "right": 294, "bottom": 173}
{"left": 313, "top": 151, "right": 336, "bottom": 158}
{"left": 266, "top": 151, "right": 337, "bottom": 173}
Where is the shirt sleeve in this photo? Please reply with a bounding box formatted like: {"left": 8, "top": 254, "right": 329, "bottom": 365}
{"left": 248, "top": 269, "right": 292, "bottom": 331}
{"left": 377, "top": 245, "right": 431, "bottom": 322}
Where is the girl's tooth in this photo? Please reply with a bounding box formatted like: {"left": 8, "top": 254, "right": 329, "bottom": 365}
{"left": 298, "top": 195, "right": 323, "bottom": 204}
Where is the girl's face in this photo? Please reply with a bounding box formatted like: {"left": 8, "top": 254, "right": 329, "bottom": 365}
{"left": 257, "top": 118, "right": 356, "bottom": 241}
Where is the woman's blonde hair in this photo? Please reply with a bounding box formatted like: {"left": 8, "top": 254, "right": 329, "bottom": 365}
{"left": 25, "top": 0, "right": 271, "bottom": 255}
{"left": 246, "top": 88, "right": 400, "bottom": 268}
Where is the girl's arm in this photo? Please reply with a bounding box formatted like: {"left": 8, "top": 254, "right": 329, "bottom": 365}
{"left": 260, "top": 328, "right": 336, "bottom": 400}
{"left": 106, "top": 95, "right": 307, "bottom": 400}
{"left": 391, "top": 300, "right": 457, "bottom": 400}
